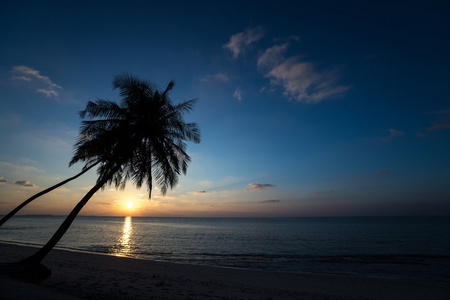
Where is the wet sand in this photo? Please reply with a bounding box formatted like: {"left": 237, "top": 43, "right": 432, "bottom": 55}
{"left": 0, "top": 242, "right": 449, "bottom": 299}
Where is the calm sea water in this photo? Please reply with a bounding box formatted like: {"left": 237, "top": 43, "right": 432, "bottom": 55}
{"left": 1, "top": 216, "right": 449, "bottom": 281}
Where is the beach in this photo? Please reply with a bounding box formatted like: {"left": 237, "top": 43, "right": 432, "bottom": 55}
{"left": 0, "top": 242, "right": 449, "bottom": 299}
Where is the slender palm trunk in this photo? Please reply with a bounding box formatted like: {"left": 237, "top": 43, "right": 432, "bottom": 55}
{"left": 0, "top": 162, "right": 99, "bottom": 228}
{"left": 20, "top": 166, "right": 119, "bottom": 265}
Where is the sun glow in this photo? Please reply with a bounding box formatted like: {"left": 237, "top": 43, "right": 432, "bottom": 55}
{"left": 126, "top": 201, "right": 134, "bottom": 209}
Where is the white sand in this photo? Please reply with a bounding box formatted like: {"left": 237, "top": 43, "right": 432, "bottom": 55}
{"left": 0, "top": 242, "right": 449, "bottom": 299}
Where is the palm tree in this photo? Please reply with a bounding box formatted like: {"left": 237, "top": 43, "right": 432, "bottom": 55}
{"left": 20, "top": 73, "right": 200, "bottom": 271}
{"left": 0, "top": 162, "right": 99, "bottom": 228}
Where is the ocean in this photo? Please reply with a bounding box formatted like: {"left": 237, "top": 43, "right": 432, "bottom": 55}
{"left": 1, "top": 215, "right": 449, "bottom": 281}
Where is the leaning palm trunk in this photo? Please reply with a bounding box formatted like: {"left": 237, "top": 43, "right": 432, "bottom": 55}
{"left": 0, "top": 162, "right": 99, "bottom": 228}
{"left": 16, "top": 74, "right": 200, "bottom": 278}
{"left": 20, "top": 165, "right": 119, "bottom": 266}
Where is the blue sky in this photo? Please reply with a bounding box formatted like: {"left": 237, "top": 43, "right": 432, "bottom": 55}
{"left": 1, "top": 0, "right": 449, "bottom": 217}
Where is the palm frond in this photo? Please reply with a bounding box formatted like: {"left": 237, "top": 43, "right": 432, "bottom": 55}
{"left": 162, "top": 80, "right": 175, "bottom": 97}
{"left": 71, "top": 73, "right": 200, "bottom": 199}
{"left": 79, "top": 100, "right": 123, "bottom": 120}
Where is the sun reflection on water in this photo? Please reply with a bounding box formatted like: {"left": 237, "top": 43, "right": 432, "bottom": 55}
{"left": 115, "top": 216, "right": 133, "bottom": 257}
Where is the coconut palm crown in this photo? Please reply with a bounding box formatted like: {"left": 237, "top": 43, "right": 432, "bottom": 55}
{"left": 70, "top": 73, "right": 201, "bottom": 198}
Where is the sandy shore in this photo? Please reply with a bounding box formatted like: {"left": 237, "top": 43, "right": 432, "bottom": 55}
{"left": 0, "top": 242, "right": 449, "bottom": 300}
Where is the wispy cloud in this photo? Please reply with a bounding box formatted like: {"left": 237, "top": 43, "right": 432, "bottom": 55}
{"left": 201, "top": 72, "right": 229, "bottom": 83}
{"left": 233, "top": 88, "right": 243, "bottom": 101}
{"left": 224, "top": 26, "right": 264, "bottom": 59}
{"left": 194, "top": 190, "right": 207, "bottom": 194}
{"left": 428, "top": 109, "right": 450, "bottom": 131}
{"left": 37, "top": 89, "right": 59, "bottom": 97}
{"left": 256, "top": 41, "right": 350, "bottom": 103}
{"left": 12, "top": 180, "right": 38, "bottom": 188}
{"left": 257, "top": 43, "right": 289, "bottom": 71}
{"left": 416, "top": 109, "right": 450, "bottom": 137}
{"left": 388, "top": 129, "right": 404, "bottom": 137}
{"left": 382, "top": 129, "right": 404, "bottom": 141}
{"left": 0, "top": 161, "right": 44, "bottom": 174}
{"left": 246, "top": 183, "right": 276, "bottom": 191}
{"left": 224, "top": 28, "right": 349, "bottom": 103}
{"left": 258, "top": 199, "right": 281, "bottom": 203}
{"left": 11, "top": 65, "right": 63, "bottom": 98}
{"left": 12, "top": 75, "right": 32, "bottom": 81}
{"left": 265, "top": 56, "right": 350, "bottom": 103}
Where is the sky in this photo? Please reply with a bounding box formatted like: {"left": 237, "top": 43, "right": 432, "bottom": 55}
{"left": 0, "top": 0, "right": 449, "bottom": 217}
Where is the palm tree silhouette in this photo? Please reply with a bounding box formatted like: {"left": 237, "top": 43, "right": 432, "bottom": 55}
{"left": 0, "top": 162, "right": 99, "bottom": 228}
{"left": 20, "top": 73, "right": 200, "bottom": 272}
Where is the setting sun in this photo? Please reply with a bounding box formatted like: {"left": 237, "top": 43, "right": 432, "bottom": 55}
{"left": 126, "top": 202, "right": 134, "bottom": 209}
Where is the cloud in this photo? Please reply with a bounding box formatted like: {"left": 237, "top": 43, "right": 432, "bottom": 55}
{"left": 201, "top": 73, "right": 229, "bottom": 82}
{"left": 383, "top": 129, "right": 404, "bottom": 141}
{"left": 223, "top": 29, "right": 349, "bottom": 103}
{"left": 0, "top": 161, "right": 44, "bottom": 174}
{"left": 256, "top": 41, "right": 350, "bottom": 103}
{"left": 12, "top": 180, "right": 38, "bottom": 188}
{"left": 194, "top": 190, "right": 207, "bottom": 194}
{"left": 266, "top": 57, "right": 350, "bottom": 103}
{"left": 428, "top": 109, "right": 450, "bottom": 131}
{"left": 37, "top": 89, "right": 59, "bottom": 97}
{"left": 376, "top": 169, "right": 391, "bottom": 175}
{"left": 224, "top": 26, "right": 264, "bottom": 59}
{"left": 416, "top": 109, "right": 450, "bottom": 137}
{"left": 0, "top": 176, "right": 8, "bottom": 183}
{"left": 258, "top": 199, "right": 281, "bottom": 203}
{"left": 11, "top": 65, "right": 61, "bottom": 88}
{"left": 11, "top": 75, "right": 32, "bottom": 81}
{"left": 388, "top": 129, "right": 404, "bottom": 137}
{"left": 11, "top": 65, "right": 62, "bottom": 98}
{"left": 246, "top": 183, "right": 276, "bottom": 191}
{"left": 257, "top": 43, "right": 289, "bottom": 71}
{"left": 233, "top": 88, "right": 243, "bottom": 101}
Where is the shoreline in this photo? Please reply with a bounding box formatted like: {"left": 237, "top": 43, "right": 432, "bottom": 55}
{"left": 2, "top": 239, "right": 449, "bottom": 282}
{"left": 1, "top": 243, "right": 450, "bottom": 299}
